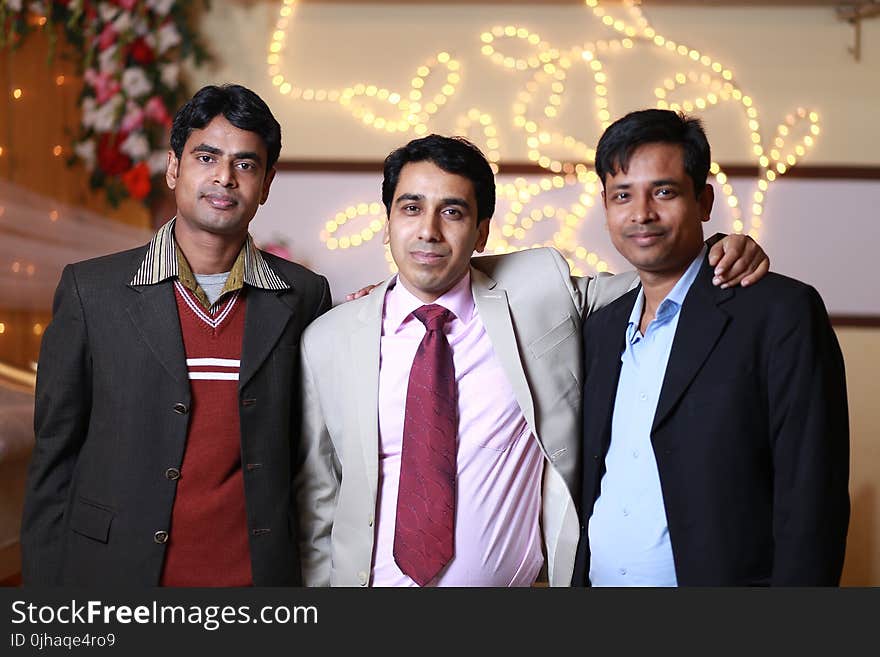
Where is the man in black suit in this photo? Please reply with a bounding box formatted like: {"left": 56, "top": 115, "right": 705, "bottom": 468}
{"left": 573, "top": 109, "right": 849, "bottom": 586}
{"left": 21, "top": 84, "right": 331, "bottom": 586}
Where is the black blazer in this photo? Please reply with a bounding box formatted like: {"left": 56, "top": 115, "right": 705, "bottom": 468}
{"left": 572, "top": 257, "right": 849, "bottom": 586}
{"left": 21, "top": 244, "right": 331, "bottom": 586}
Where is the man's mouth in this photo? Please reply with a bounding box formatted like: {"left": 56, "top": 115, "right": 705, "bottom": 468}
{"left": 627, "top": 231, "right": 664, "bottom": 246}
{"left": 410, "top": 250, "right": 447, "bottom": 264}
{"left": 202, "top": 193, "right": 237, "bottom": 210}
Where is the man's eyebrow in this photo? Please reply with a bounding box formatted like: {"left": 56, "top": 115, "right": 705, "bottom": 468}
{"left": 651, "top": 179, "right": 680, "bottom": 187}
{"left": 395, "top": 193, "right": 424, "bottom": 204}
{"left": 190, "top": 143, "right": 222, "bottom": 155}
{"left": 189, "top": 144, "right": 263, "bottom": 164}
{"left": 440, "top": 196, "right": 471, "bottom": 208}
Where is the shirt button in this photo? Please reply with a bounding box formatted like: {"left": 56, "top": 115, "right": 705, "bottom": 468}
{"left": 619, "top": 568, "right": 627, "bottom": 576}
{"left": 632, "top": 450, "right": 639, "bottom": 459}
{"left": 622, "top": 508, "right": 629, "bottom": 517}
{"left": 368, "top": 513, "right": 374, "bottom": 527}
{"left": 358, "top": 571, "right": 368, "bottom": 586}
{"left": 154, "top": 530, "right": 169, "bottom": 544}
{"left": 639, "top": 393, "right": 648, "bottom": 401}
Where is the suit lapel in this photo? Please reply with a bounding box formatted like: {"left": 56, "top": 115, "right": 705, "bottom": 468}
{"left": 652, "top": 262, "right": 732, "bottom": 433}
{"left": 239, "top": 286, "right": 295, "bottom": 390}
{"left": 587, "top": 291, "right": 634, "bottom": 453}
{"left": 471, "top": 267, "right": 537, "bottom": 435}
{"left": 351, "top": 278, "right": 391, "bottom": 498}
{"left": 126, "top": 281, "right": 188, "bottom": 384}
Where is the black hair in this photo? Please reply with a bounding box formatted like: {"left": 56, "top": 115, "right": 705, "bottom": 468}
{"left": 170, "top": 84, "right": 282, "bottom": 170}
{"left": 595, "top": 109, "right": 711, "bottom": 196}
{"left": 382, "top": 134, "right": 496, "bottom": 222}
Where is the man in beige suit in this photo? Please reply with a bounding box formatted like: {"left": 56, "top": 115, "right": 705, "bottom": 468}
{"left": 296, "top": 135, "right": 766, "bottom": 587}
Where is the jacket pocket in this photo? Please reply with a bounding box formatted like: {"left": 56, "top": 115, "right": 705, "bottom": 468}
{"left": 69, "top": 497, "right": 114, "bottom": 543}
{"left": 528, "top": 315, "right": 576, "bottom": 360}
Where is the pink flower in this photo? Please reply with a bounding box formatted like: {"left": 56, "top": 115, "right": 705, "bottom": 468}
{"left": 97, "top": 23, "right": 118, "bottom": 51}
{"left": 84, "top": 69, "right": 122, "bottom": 104}
{"left": 116, "top": 0, "right": 138, "bottom": 10}
{"left": 144, "top": 96, "right": 172, "bottom": 127}
{"left": 120, "top": 101, "right": 145, "bottom": 133}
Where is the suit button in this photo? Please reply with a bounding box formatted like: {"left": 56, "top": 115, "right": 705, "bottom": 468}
{"left": 154, "top": 530, "right": 169, "bottom": 544}
{"left": 165, "top": 467, "right": 181, "bottom": 481}
{"left": 358, "top": 571, "right": 368, "bottom": 586}
{"left": 173, "top": 403, "right": 188, "bottom": 415}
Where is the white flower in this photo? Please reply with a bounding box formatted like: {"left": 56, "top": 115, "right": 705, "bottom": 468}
{"left": 132, "top": 16, "right": 149, "bottom": 37}
{"left": 98, "top": 45, "right": 120, "bottom": 74}
{"left": 122, "top": 67, "right": 152, "bottom": 99}
{"left": 156, "top": 22, "right": 181, "bottom": 55}
{"left": 147, "top": 0, "right": 176, "bottom": 18}
{"left": 160, "top": 62, "right": 179, "bottom": 88}
{"left": 148, "top": 150, "right": 170, "bottom": 175}
{"left": 92, "top": 96, "right": 124, "bottom": 132}
{"left": 120, "top": 132, "right": 150, "bottom": 161}
{"left": 81, "top": 96, "right": 97, "bottom": 129}
{"left": 112, "top": 11, "right": 133, "bottom": 35}
{"left": 98, "top": 2, "right": 120, "bottom": 24}
{"left": 74, "top": 139, "right": 97, "bottom": 172}
{"left": 7, "top": 0, "right": 23, "bottom": 12}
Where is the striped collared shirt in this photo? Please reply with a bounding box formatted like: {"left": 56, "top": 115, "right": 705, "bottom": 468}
{"left": 130, "top": 218, "right": 289, "bottom": 312}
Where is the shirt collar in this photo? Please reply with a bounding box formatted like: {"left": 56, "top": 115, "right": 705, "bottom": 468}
{"left": 130, "top": 217, "right": 290, "bottom": 291}
{"left": 384, "top": 270, "right": 475, "bottom": 334}
{"left": 627, "top": 245, "right": 706, "bottom": 337}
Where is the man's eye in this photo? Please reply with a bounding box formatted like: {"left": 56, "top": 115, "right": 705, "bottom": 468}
{"left": 403, "top": 205, "right": 420, "bottom": 213}
{"left": 237, "top": 162, "right": 254, "bottom": 171}
{"left": 615, "top": 192, "right": 629, "bottom": 201}
{"left": 443, "top": 208, "right": 462, "bottom": 218}
{"left": 657, "top": 188, "right": 676, "bottom": 197}
{"left": 197, "top": 154, "right": 214, "bottom": 163}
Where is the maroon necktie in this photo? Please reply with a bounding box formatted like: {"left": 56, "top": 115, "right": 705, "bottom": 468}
{"left": 393, "top": 304, "right": 457, "bottom": 586}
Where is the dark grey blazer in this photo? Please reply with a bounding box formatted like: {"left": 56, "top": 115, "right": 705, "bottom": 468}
{"left": 21, "top": 244, "right": 330, "bottom": 586}
{"left": 573, "top": 257, "right": 850, "bottom": 586}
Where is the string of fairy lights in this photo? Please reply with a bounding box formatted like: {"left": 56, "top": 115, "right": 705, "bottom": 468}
{"left": 265, "top": 0, "right": 817, "bottom": 276}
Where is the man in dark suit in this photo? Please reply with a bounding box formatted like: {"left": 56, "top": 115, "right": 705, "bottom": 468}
{"left": 573, "top": 109, "right": 849, "bottom": 586}
{"left": 21, "top": 84, "right": 331, "bottom": 586}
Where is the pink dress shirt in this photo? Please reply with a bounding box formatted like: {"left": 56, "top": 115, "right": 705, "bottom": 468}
{"left": 371, "top": 272, "right": 544, "bottom": 586}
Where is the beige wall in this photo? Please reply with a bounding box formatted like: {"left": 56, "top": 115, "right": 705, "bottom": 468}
{"left": 838, "top": 327, "right": 880, "bottom": 586}
{"left": 190, "top": 2, "right": 880, "bottom": 163}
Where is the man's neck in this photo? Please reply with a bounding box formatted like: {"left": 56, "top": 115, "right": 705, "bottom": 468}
{"left": 174, "top": 223, "right": 246, "bottom": 275}
{"left": 636, "top": 262, "right": 693, "bottom": 334}
{"left": 635, "top": 245, "right": 706, "bottom": 334}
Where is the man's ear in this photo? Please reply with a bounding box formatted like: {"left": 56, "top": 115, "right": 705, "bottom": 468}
{"left": 699, "top": 183, "right": 715, "bottom": 223}
{"left": 165, "top": 150, "right": 179, "bottom": 190}
{"left": 473, "top": 218, "right": 490, "bottom": 253}
{"left": 259, "top": 167, "right": 276, "bottom": 205}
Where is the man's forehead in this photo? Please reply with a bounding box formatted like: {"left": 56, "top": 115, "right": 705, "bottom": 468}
{"left": 609, "top": 142, "right": 687, "bottom": 178}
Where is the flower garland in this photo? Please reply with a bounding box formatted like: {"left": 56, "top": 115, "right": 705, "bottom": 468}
{"left": 1, "top": 1, "right": 210, "bottom": 205}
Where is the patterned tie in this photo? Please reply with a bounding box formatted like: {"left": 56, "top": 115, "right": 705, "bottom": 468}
{"left": 393, "top": 304, "right": 458, "bottom": 586}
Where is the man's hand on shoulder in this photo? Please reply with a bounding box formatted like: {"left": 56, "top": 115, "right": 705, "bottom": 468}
{"left": 345, "top": 283, "right": 380, "bottom": 301}
{"left": 707, "top": 233, "right": 769, "bottom": 289}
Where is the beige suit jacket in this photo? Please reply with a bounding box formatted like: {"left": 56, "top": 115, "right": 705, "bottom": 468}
{"left": 296, "top": 247, "right": 637, "bottom": 587}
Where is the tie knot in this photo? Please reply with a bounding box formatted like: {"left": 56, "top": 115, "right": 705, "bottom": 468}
{"left": 412, "top": 304, "right": 454, "bottom": 331}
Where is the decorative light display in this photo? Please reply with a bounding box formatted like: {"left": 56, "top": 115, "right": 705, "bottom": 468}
{"left": 267, "top": 0, "right": 820, "bottom": 276}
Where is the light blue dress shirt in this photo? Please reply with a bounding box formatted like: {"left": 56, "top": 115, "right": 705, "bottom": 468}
{"left": 588, "top": 247, "right": 706, "bottom": 587}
